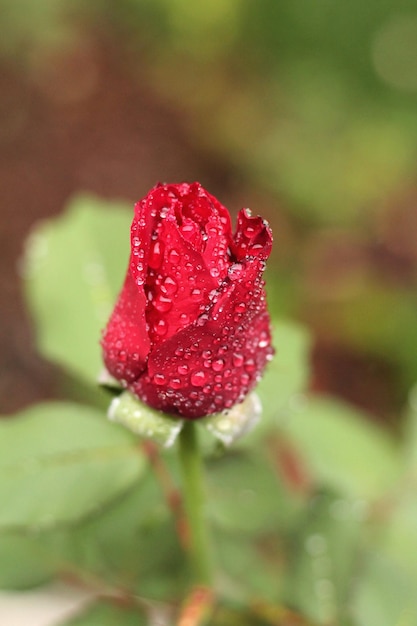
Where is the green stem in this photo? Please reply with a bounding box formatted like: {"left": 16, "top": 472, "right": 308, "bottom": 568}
{"left": 178, "top": 421, "right": 212, "bottom": 587}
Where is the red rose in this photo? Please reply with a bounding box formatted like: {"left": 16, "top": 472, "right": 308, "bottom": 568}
{"left": 101, "top": 182, "right": 273, "bottom": 419}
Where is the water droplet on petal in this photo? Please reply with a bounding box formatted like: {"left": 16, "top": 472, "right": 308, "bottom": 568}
{"left": 191, "top": 370, "right": 207, "bottom": 387}
{"left": 212, "top": 358, "right": 225, "bottom": 372}
{"left": 177, "top": 364, "right": 189, "bottom": 375}
{"left": 153, "top": 295, "right": 172, "bottom": 313}
{"left": 245, "top": 359, "right": 256, "bottom": 372}
{"left": 191, "top": 288, "right": 202, "bottom": 301}
{"left": 232, "top": 353, "right": 244, "bottom": 367}
{"left": 228, "top": 263, "right": 243, "bottom": 281}
{"left": 179, "top": 313, "right": 190, "bottom": 326}
{"left": 155, "top": 319, "right": 168, "bottom": 336}
{"left": 258, "top": 330, "right": 269, "bottom": 348}
{"left": 154, "top": 373, "right": 166, "bottom": 386}
{"left": 168, "top": 248, "right": 180, "bottom": 263}
{"left": 148, "top": 241, "right": 164, "bottom": 269}
{"left": 161, "top": 276, "right": 178, "bottom": 295}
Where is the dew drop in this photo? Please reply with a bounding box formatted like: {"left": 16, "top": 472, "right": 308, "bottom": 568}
{"left": 153, "top": 295, "right": 172, "bottom": 313}
{"left": 210, "top": 267, "right": 220, "bottom": 279}
{"left": 179, "top": 313, "right": 190, "bottom": 325}
{"left": 153, "top": 373, "right": 166, "bottom": 386}
{"left": 175, "top": 347, "right": 184, "bottom": 357}
{"left": 148, "top": 241, "right": 164, "bottom": 269}
{"left": 240, "top": 373, "right": 250, "bottom": 385}
{"left": 169, "top": 378, "right": 182, "bottom": 389}
{"left": 234, "top": 302, "right": 247, "bottom": 313}
{"left": 168, "top": 248, "right": 180, "bottom": 263}
{"left": 154, "top": 319, "right": 168, "bottom": 336}
{"left": 161, "top": 276, "right": 178, "bottom": 295}
{"left": 212, "top": 358, "right": 225, "bottom": 372}
{"left": 245, "top": 359, "right": 256, "bottom": 372}
{"left": 258, "top": 331, "right": 269, "bottom": 348}
{"left": 232, "top": 353, "right": 244, "bottom": 367}
{"left": 177, "top": 364, "right": 189, "bottom": 375}
{"left": 191, "top": 288, "right": 203, "bottom": 301}
{"left": 228, "top": 263, "right": 243, "bottom": 281}
{"left": 191, "top": 370, "right": 207, "bottom": 387}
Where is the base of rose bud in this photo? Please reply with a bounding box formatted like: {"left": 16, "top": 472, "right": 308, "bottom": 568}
{"left": 108, "top": 390, "right": 262, "bottom": 448}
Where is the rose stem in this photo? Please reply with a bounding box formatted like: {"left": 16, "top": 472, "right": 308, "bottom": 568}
{"left": 178, "top": 420, "right": 213, "bottom": 587}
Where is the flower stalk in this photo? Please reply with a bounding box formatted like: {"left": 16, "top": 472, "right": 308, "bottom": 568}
{"left": 178, "top": 421, "right": 213, "bottom": 587}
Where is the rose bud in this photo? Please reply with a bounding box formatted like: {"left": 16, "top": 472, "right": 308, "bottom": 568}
{"left": 101, "top": 182, "right": 273, "bottom": 419}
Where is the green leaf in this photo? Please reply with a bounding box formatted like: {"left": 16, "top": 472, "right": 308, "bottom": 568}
{"left": 23, "top": 195, "right": 132, "bottom": 382}
{"left": 281, "top": 396, "right": 401, "bottom": 499}
{"left": 256, "top": 320, "right": 311, "bottom": 430}
{"left": 351, "top": 552, "right": 417, "bottom": 626}
{"left": 216, "top": 530, "right": 286, "bottom": 604}
{"left": 380, "top": 491, "right": 417, "bottom": 584}
{"left": 283, "top": 490, "right": 362, "bottom": 625}
{"left": 0, "top": 402, "right": 146, "bottom": 530}
{"left": 0, "top": 532, "right": 56, "bottom": 589}
{"left": 206, "top": 451, "right": 301, "bottom": 536}
{"left": 404, "top": 385, "right": 417, "bottom": 474}
{"left": 63, "top": 468, "right": 187, "bottom": 600}
{"left": 63, "top": 601, "right": 147, "bottom": 626}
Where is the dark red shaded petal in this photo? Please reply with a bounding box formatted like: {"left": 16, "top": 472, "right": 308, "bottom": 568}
{"left": 232, "top": 209, "right": 273, "bottom": 262}
{"left": 131, "top": 256, "right": 273, "bottom": 419}
{"left": 101, "top": 271, "right": 150, "bottom": 383}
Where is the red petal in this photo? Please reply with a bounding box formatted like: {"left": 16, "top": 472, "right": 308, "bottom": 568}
{"left": 232, "top": 209, "right": 272, "bottom": 262}
{"left": 140, "top": 184, "right": 220, "bottom": 346}
{"left": 101, "top": 271, "right": 150, "bottom": 383}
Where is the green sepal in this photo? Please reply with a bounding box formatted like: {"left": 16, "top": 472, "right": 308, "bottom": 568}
{"left": 109, "top": 391, "right": 184, "bottom": 447}
{"left": 202, "top": 393, "right": 262, "bottom": 446}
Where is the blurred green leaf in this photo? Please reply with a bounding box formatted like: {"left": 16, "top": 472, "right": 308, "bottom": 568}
{"left": 284, "top": 491, "right": 362, "bottom": 625}
{"left": 0, "top": 532, "right": 56, "bottom": 589}
{"left": 23, "top": 195, "right": 131, "bottom": 383}
{"left": 63, "top": 601, "right": 147, "bottom": 626}
{"left": 206, "top": 451, "right": 301, "bottom": 536}
{"left": 0, "top": 402, "right": 145, "bottom": 530}
{"left": 63, "top": 468, "right": 187, "bottom": 599}
{"left": 404, "top": 387, "right": 417, "bottom": 472}
{"left": 351, "top": 551, "right": 417, "bottom": 626}
{"left": 216, "top": 529, "right": 286, "bottom": 605}
{"left": 256, "top": 320, "right": 311, "bottom": 430}
{"left": 281, "top": 395, "right": 401, "bottom": 499}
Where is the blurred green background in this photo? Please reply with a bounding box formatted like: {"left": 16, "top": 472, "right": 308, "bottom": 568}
{"left": 1, "top": 0, "right": 417, "bottom": 425}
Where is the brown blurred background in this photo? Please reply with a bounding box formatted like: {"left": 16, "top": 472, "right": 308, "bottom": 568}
{"left": 1, "top": 0, "right": 417, "bottom": 426}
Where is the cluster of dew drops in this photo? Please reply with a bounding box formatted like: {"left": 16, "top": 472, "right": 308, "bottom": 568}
{"left": 131, "top": 193, "right": 273, "bottom": 416}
